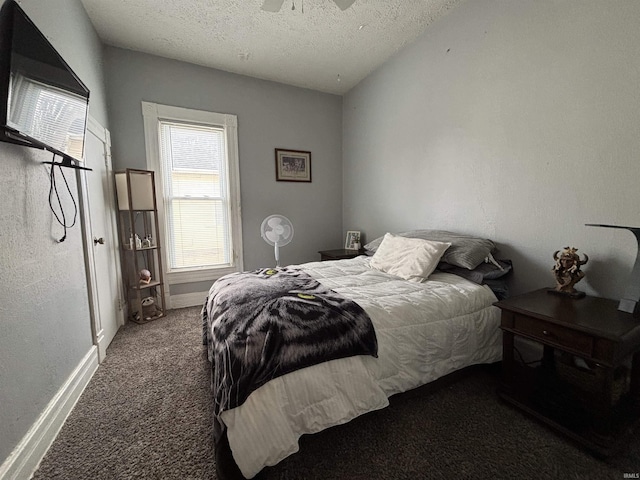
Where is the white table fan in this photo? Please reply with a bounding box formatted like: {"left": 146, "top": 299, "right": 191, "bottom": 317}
{"left": 260, "top": 214, "right": 294, "bottom": 267}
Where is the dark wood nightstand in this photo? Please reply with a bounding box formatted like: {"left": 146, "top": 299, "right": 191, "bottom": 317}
{"left": 494, "top": 288, "right": 640, "bottom": 456}
{"left": 318, "top": 249, "right": 364, "bottom": 261}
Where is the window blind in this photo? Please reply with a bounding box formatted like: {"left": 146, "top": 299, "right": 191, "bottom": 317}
{"left": 9, "top": 73, "right": 86, "bottom": 156}
{"left": 159, "top": 121, "right": 231, "bottom": 270}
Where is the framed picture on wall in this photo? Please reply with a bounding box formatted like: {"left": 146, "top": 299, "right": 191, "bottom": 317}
{"left": 345, "top": 231, "right": 361, "bottom": 250}
{"left": 275, "top": 148, "right": 312, "bottom": 182}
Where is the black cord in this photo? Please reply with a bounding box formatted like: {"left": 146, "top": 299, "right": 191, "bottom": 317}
{"left": 48, "top": 153, "right": 78, "bottom": 242}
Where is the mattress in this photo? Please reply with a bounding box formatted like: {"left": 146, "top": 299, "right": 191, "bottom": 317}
{"left": 210, "top": 256, "right": 502, "bottom": 478}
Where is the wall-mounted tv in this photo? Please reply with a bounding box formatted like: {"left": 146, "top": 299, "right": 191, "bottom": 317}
{"left": 0, "top": 0, "right": 90, "bottom": 164}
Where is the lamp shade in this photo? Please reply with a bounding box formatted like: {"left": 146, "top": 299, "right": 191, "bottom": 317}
{"left": 115, "top": 170, "right": 155, "bottom": 211}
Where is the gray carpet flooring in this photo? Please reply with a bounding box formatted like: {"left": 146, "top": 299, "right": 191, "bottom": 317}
{"left": 33, "top": 306, "right": 640, "bottom": 480}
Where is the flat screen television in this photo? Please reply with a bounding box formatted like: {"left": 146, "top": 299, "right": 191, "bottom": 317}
{"left": 0, "top": 0, "right": 90, "bottom": 165}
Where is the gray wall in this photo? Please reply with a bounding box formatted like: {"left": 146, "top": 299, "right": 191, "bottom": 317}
{"left": 0, "top": 0, "right": 109, "bottom": 465}
{"left": 343, "top": 0, "right": 640, "bottom": 300}
{"left": 104, "top": 47, "right": 343, "bottom": 291}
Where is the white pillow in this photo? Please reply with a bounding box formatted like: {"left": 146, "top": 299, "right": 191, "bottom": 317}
{"left": 369, "top": 233, "right": 451, "bottom": 282}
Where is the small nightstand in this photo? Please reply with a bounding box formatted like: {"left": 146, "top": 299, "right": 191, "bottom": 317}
{"left": 495, "top": 288, "right": 640, "bottom": 456}
{"left": 318, "top": 249, "right": 364, "bottom": 261}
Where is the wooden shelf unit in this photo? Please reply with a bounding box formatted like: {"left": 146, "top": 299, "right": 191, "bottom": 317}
{"left": 115, "top": 168, "right": 166, "bottom": 323}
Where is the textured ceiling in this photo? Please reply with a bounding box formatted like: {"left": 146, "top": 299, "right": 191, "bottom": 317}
{"left": 80, "top": 0, "right": 460, "bottom": 95}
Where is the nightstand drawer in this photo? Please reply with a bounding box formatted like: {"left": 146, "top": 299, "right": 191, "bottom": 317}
{"left": 513, "top": 314, "right": 594, "bottom": 356}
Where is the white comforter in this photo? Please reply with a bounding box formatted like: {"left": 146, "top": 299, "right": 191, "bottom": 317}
{"left": 219, "top": 256, "right": 502, "bottom": 478}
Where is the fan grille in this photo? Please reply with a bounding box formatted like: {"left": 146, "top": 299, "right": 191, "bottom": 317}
{"left": 261, "top": 214, "right": 294, "bottom": 246}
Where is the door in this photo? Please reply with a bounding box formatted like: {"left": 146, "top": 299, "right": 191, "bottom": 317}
{"left": 81, "top": 116, "right": 124, "bottom": 361}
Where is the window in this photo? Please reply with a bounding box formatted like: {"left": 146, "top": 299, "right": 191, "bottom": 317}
{"left": 160, "top": 122, "right": 228, "bottom": 269}
{"left": 142, "top": 102, "right": 243, "bottom": 284}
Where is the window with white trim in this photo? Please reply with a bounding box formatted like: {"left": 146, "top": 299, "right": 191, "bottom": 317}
{"left": 142, "top": 102, "right": 243, "bottom": 284}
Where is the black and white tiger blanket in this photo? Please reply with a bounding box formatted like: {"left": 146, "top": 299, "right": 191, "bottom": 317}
{"left": 202, "top": 267, "right": 378, "bottom": 416}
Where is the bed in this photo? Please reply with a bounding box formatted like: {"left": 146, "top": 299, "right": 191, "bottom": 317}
{"left": 202, "top": 231, "right": 509, "bottom": 479}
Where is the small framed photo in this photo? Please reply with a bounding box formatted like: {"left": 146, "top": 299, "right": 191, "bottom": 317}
{"left": 345, "top": 230, "right": 361, "bottom": 250}
{"left": 275, "top": 148, "right": 312, "bottom": 182}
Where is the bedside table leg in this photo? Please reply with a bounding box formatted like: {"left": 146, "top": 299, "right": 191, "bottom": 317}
{"left": 631, "top": 352, "right": 640, "bottom": 412}
{"left": 501, "top": 331, "right": 515, "bottom": 393}
{"left": 592, "top": 367, "right": 615, "bottom": 436}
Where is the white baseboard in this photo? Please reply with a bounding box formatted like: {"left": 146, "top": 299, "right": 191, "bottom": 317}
{"left": 169, "top": 291, "right": 208, "bottom": 309}
{"left": 0, "top": 346, "right": 99, "bottom": 480}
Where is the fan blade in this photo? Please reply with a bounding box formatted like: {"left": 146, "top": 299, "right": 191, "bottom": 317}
{"left": 281, "top": 225, "right": 292, "bottom": 239}
{"left": 265, "top": 230, "right": 281, "bottom": 243}
{"left": 268, "top": 216, "right": 283, "bottom": 227}
{"left": 262, "top": 0, "right": 285, "bottom": 12}
{"left": 333, "top": 0, "right": 356, "bottom": 10}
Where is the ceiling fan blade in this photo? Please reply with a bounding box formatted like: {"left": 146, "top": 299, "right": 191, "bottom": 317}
{"left": 333, "top": 0, "right": 356, "bottom": 10}
{"left": 262, "top": 0, "right": 285, "bottom": 12}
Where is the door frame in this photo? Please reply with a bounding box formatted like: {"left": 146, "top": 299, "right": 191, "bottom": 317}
{"left": 78, "top": 115, "right": 125, "bottom": 362}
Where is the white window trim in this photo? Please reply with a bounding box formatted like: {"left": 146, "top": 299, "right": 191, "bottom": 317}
{"left": 142, "top": 101, "right": 243, "bottom": 287}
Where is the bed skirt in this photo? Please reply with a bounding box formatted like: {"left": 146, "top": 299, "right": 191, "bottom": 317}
{"left": 213, "top": 363, "right": 501, "bottom": 480}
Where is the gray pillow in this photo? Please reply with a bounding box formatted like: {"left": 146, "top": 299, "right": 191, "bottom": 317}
{"left": 364, "top": 230, "right": 496, "bottom": 270}
{"left": 437, "top": 259, "right": 513, "bottom": 284}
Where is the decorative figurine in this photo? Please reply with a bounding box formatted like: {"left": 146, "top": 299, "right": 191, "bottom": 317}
{"left": 551, "top": 246, "right": 589, "bottom": 297}
{"left": 139, "top": 269, "right": 152, "bottom": 285}
{"left": 141, "top": 296, "right": 161, "bottom": 321}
